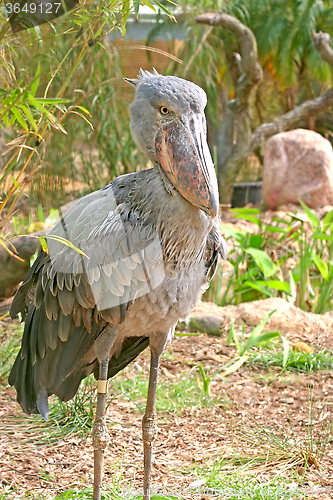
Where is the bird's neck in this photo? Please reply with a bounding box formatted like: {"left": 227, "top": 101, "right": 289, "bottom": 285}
{"left": 132, "top": 167, "right": 214, "bottom": 265}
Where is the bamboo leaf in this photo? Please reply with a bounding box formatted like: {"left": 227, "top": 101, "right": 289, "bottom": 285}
{"left": 242, "top": 281, "right": 274, "bottom": 297}
{"left": 27, "top": 96, "right": 67, "bottom": 134}
{"left": 39, "top": 236, "right": 49, "bottom": 254}
{"left": 69, "top": 111, "right": 93, "bottom": 129}
{"left": 0, "top": 238, "right": 24, "bottom": 261}
{"left": 242, "top": 310, "right": 277, "bottom": 353}
{"left": 36, "top": 97, "right": 70, "bottom": 104}
{"left": 17, "top": 104, "right": 38, "bottom": 132}
{"left": 323, "top": 210, "right": 333, "bottom": 227}
{"left": 255, "top": 280, "right": 291, "bottom": 292}
{"left": 233, "top": 214, "right": 261, "bottom": 225}
{"left": 45, "top": 235, "right": 88, "bottom": 257}
{"left": 74, "top": 105, "right": 91, "bottom": 115}
{"left": 11, "top": 107, "right": 29, "bottom": 131}
{"left": 287, "top": 271, "right": 297, "bottom": 305}
{"left": 30, "top": 64, "right": 41, "bottom": 97}
{"left": 312, "top": 233, "right": 333, "bottom": 241}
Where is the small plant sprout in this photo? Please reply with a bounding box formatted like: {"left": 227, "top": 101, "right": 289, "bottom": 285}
{"left": 224, "top": 310, "right": 289, "bottom": 376}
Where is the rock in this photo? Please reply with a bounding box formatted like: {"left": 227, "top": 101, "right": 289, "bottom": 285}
{"left": 0, "top": 298, "right": 13, "bottom": 318}
{"left": 178, "top": 297, "right": 333, "bottom": 342}
{"left": 177, "top": 313, "right": 223, "bottom": 336}
{"left": 0, "top": 233, "right": 44, "bottom": 299}
{"left": 235, "top": 297, "right": 332, "bottom": 338}
{"left": 263, "top": 129, "right": 333, "bottom": 209}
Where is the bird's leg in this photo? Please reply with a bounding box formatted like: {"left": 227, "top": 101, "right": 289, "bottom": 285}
{"left": 92, "top": 327, "right": 117, "bottom": 500}
{"left": 93, "top": 356, "right": 110, "bottom": 500}
{"left": 142, "top": 335, "right": 168, "bottom": 500}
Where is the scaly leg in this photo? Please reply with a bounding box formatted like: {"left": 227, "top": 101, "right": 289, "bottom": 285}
{"left": 142, "top": 334, "right": 168, "bottom": 500}
{"left": 92, "top": 326, "right": 117, "bottom": 500}
{"left": 93, "top": 356, "right": 110, "bottom": 500}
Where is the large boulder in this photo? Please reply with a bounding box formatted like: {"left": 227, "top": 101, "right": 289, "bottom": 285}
{"left": 263, "top": 129, "right": 333, "bottom": 209}
{"left": 178, "top": 298, "right": 333, "bottom": 347}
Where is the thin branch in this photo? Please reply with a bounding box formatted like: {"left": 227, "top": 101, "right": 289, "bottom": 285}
{"left": 183, "top": 26, "right": 214, "bottom": 76}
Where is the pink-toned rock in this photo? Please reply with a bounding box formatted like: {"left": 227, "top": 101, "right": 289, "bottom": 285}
{"left": 263, "top": 129, "right": 333, "bottom": 209}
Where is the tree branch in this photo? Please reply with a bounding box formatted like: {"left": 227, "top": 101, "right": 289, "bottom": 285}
{"left": 196, "top": 12, "right": 263, "bottom": 202}
{"left": 251, "top": 87, "right": 333, "bottom": 151}
{"left": 312, "top": 31, "right": 333, "bottom": 69}
{"left": 196, "top": 13, "right": 263, "bottom": 89}
{"left": 195, "top": 13, "right": 333, "bottom": 204}
{"left": 251, "top": 30, "right": 333, "bottom": 150}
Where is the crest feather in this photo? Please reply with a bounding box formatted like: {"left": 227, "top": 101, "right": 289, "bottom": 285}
{"left": 124, "top": 68, "right": 160, "bottom": 87}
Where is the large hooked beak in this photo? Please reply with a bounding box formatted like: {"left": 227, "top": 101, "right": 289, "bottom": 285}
{"left": 155, "top": 112, "right": 219, "bottom": 218}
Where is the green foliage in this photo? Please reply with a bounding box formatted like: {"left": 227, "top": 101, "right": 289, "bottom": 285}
{"left": 0, "top": 85, "right": 70, "bottom": 134}
{"left": 249, "top": 348, "right": 333, "bottom": 373}
{"left": 227, "top": 311, "right": 282, "bottom": 357}
{"left": 205, "top": 203, "right": 333, "bottom": 314}
{"left": 0, "top": 324, "right": 21, "bottom": 382}
{"left": 192, "top": 363, "right": 228, "bottom": 400}
{"left": 54, "top": 490, "right": 179, "bottom": 500}
{"left": 55, "top": 491, "right": 179, "bottom": 500}
{"left": 47, "top": 375, "right": 96, "bottom": 437}
{"left": 109, "top": 364, "right": 226, "bottom": 414}
{"left": 223, "top": 312, "right": 289, "bottom": 377}
{"left": 11, "top": 205, "right": 58, "bottom": 235}
{"left": 0, "top": 0, "right": 173, "bottom": 246}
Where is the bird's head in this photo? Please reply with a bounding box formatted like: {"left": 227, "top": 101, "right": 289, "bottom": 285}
{"left": 125, "top": 69, "right": 219, "bottom": 219}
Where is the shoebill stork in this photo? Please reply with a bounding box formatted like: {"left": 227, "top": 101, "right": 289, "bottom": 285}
{"left": 9, "top": 70, "right": 227, "bottom": 500}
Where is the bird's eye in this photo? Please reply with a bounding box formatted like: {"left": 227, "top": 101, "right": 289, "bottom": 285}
{"left": 159, "top": 106, "right": 169, "bottom": 115}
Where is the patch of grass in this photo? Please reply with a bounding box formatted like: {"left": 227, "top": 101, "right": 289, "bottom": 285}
{"left": 2, "top": 374, "right": 97, "bottom": 448}
{"left": 192, "top": 462, "right": 304, "bottom": 499}
{"left": 54, "top": 489, "right": 178, "bottom": 500}
{"left": 0, "top": 322, "right": 22, "bottom": 384}
{"left": 46, "top": 375, "right": 96, "bottom": 437}
{"left": 2, "top": 364, "right": 228, "bottom": 449}
{"left": 0, "top": 474, "right": 307, "bottom": 500}
{"left": 248, "top": 348, "right": 333, "bottom": 373}
{"left": 213, "top": 389, "right": 332, "bottom": 485}
{"left": 109, "top": 366, "right": 228, "bottom": 415}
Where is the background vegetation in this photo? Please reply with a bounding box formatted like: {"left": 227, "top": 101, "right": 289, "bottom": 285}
{"left": 2, "top": 0, "right": 333, "bottom": 222}
{"left": 1, "top": 3, "right": 333, "bottom": 498}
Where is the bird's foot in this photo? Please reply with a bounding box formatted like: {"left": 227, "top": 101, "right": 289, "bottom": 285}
{"left": 92, "top": 417, "right": 110, "bottom": 451}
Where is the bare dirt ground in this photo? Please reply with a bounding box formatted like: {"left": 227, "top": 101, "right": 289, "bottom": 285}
{"left": 1, "top": 203, "right": 333, "bottom": 499}
{"left": 1, "top": 319, "right": 333, "bottom": 500}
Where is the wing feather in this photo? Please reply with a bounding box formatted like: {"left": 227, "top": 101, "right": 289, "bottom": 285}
{"left": 9, "top": 182, "right": 164, "bottom": 417}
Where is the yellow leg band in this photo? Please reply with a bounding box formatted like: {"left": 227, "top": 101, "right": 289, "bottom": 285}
{"left": 97, "top": 379, "right": 108, "bottom": 394}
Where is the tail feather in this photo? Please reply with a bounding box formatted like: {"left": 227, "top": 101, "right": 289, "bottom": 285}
{"left": 8, "top": 302, "right": 97, "bottom": 418}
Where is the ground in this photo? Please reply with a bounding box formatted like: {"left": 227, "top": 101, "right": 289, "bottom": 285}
{"left": 1, "top": 316, "right": 333, "bottom": 500}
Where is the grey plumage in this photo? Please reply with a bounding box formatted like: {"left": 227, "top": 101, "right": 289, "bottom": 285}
{"left": 9, "top": 70, "right": 227, "bottom": 422}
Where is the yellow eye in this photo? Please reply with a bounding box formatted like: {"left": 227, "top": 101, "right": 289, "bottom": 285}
{"left": 159, "top": 106, "right": 169, "bottom": 115}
